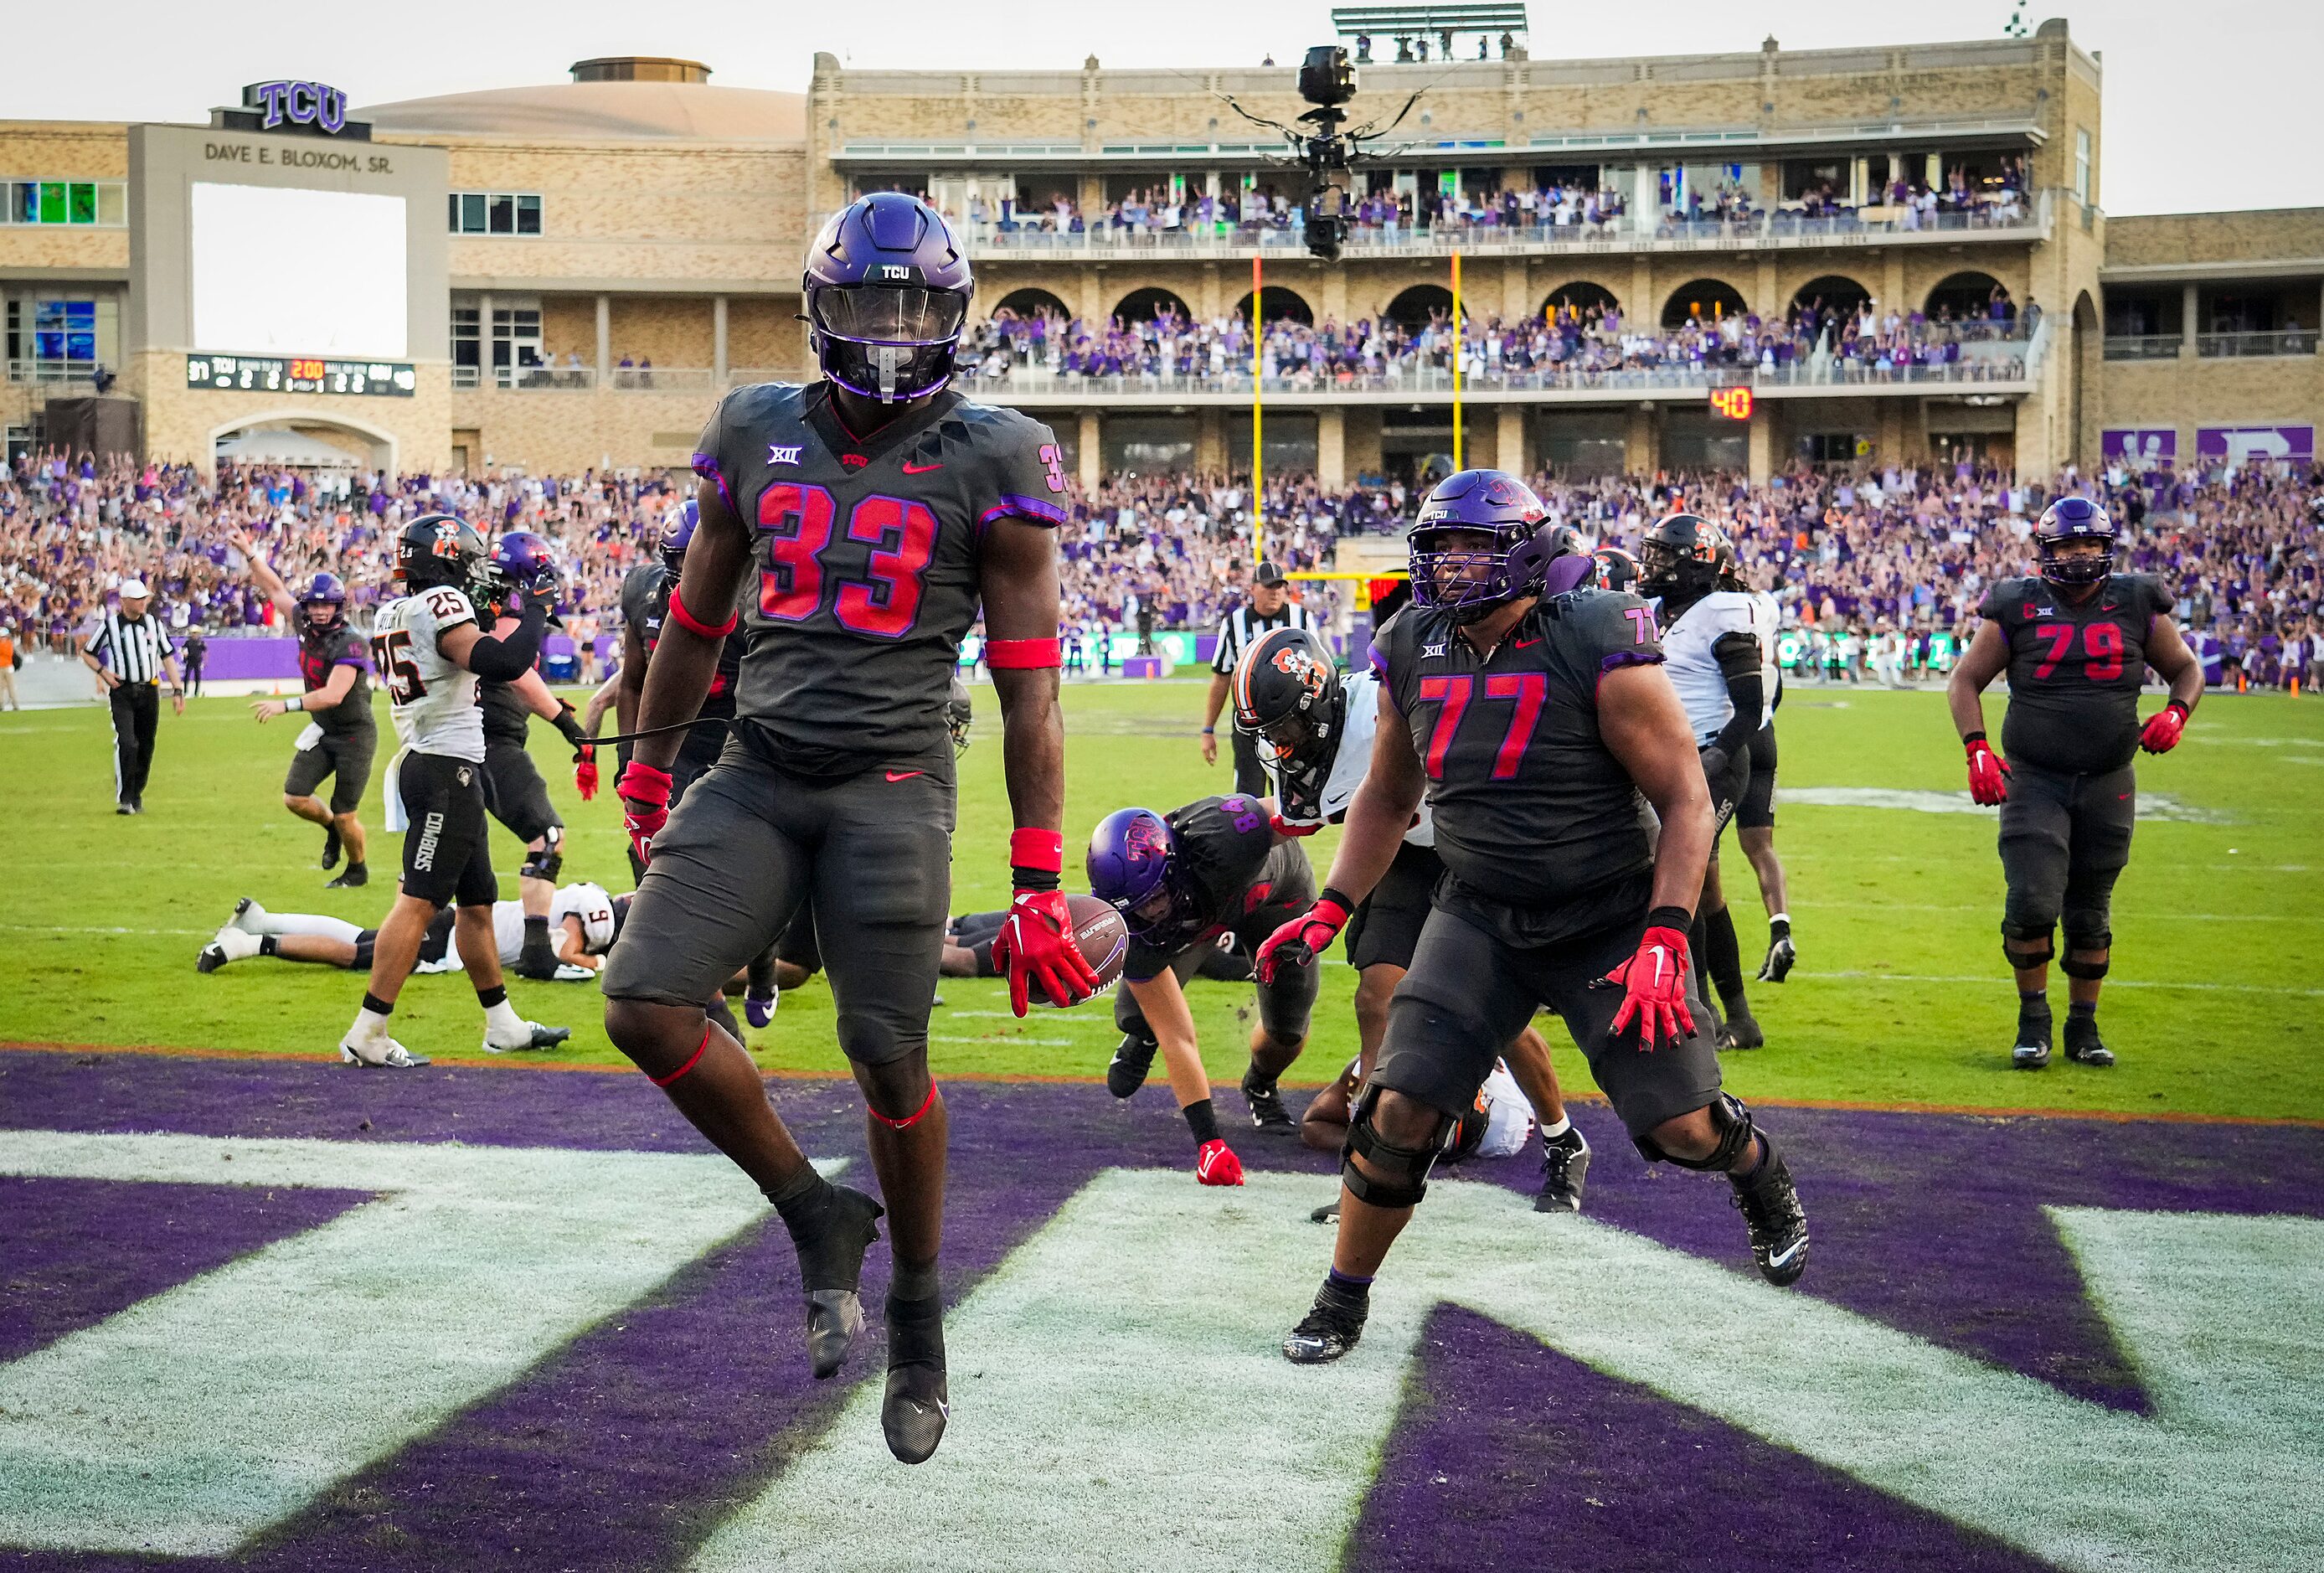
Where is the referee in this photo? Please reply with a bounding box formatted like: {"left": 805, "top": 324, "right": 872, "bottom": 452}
{"left": 80, "top": 578, "right": 184, "bottom": 815}
{"left": 1201, "top": 561, "right": 1314, "bottom": 797}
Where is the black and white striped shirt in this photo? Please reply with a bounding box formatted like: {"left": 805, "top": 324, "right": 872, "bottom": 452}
{"left": 1210, "top": 599, "right": 1316, "bottom": 676}
{"left": 87, "top": 610, "right": 176, "bottom": 685}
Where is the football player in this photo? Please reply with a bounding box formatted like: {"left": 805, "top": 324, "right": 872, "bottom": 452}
{"left": 1729, "top": 548, "right": 1795, "bottom": 984}
{"left": 340, "top": 514, "right": 570, "bottom": 1068}
{"left": 1591, "top": 544, "right": 1641, "bottom": 594}
{"left": 1087, "top": 797, "right": 1319, "bottom": 1184}
{"left": 1641, "top": 514, "right": 1774, "bottom": 1050}
{"left": 602, "top": 192, "right": 1095, "bottom": 1465}
{"left": 198, "top": 884, "right": 621, "bottom": 988}
{"left": 229, "top": 528, "right": 377, "bottom": 886}
{"left": 1301, "top": 1053, "right": 1533, "bottom": 1168}
{"left": 1946, "top": 496, "right": 2203, "bottom": 1069}
{"left": 1257, "top": 470, "right": 1811, "bottom": 1365}
{"left": 1233, "top": 621, "right": 1591, "bottom": 1213}
{"left": 475, "top": 532, "right": 598, "bottom": 981}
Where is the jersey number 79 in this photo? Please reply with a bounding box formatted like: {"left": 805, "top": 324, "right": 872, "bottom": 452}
{"left": 759, "top": 482, "right": 937, "bottom": 639}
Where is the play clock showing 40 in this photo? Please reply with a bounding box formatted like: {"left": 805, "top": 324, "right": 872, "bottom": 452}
{"left": 1709, "top": 385, "right": 1755, "bottom": 420}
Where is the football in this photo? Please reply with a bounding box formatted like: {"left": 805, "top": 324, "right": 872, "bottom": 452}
{"left": 1057, "top": 892, "right": 1131, "bottom": 998}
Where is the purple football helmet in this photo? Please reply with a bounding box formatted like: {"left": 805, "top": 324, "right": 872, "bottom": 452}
{"left": 659, "top": 498, "right": 700, "bottom": 574}
{"left": 1407, "top": 470, "right": 1564, "bottom": 622}
{"left": 491, "top": 530, "right": 557, "bottom": 590}
{"left": 2034, "top": 496, "right": 2115, "bottom": 586}
{"left": 1087, "top": 807, "right": 1188, "bottom": 940}
{"left": 298, "top": 572, "right": 348, "bottom": 633}
{"left": 804, "top": 193, "right": 974, "bottom": 404}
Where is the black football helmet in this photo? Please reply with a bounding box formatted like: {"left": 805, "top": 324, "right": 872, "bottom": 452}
{"left": 1639, "top": 513, "right": 1723, "bottom": 603}
{"left": 1592, "top": 545, "right": 1641, "bottom": 594}
{"left": 1232, "top": 626, "right": 1344, "bottom": 771}
{"left": 395, "top": 513, "right": 486, "bottom": 593}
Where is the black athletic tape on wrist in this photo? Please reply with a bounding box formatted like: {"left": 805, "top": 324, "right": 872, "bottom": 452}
{"left": 1010, "top": 864, "right": 1061, "bottom": 892}
{"left": 1646, "top": 905, "right": 1693, "bottom": 934}
{"left": 2166, "top": 699, "right": 2191, "bottom": 719}
{"left": 1318, "top": 886, "right": 1355, "bottom": 914}
{"left": 1962, "top": 730, "right": 1988, "bottom": 746}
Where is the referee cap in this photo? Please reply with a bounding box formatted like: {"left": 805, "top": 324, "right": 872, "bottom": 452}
{"left": 118, "top": 577, "right": 151, "bottom": 599}
{"left": 1253, "top": 561, "right": 1286, "bottom": 587}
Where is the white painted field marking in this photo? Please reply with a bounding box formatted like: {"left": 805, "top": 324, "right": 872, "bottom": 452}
{"left": 701, "top": 1171, "right": 2324, "bottom": 1573}
{"left": 0, "top": 1132, "right": 821, "bottom": 1557}
{"left": 1778, "top": 786, "right": 2231, "bottom": 823}
{"left": 1794, "top": 969, "right": 2324, "bottom": 997}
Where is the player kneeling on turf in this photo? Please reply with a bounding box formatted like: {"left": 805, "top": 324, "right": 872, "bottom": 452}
{"left": 1088, "top": 797, "right": 1320, "bottom": 1184}
{"left": 1233, "top": 618, "right": 1591, "bottom": 1214}
{"left": 338, "top": 514, "right": 571, "bottom": 1068}
{"left": 1945, "top": 496, "right": 2203, "bottom": 1070}
{"left": 1261, "top": 471, "right": 1811, "bottom": 1366}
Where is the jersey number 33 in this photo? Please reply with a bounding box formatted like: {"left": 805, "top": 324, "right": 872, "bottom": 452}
{"left": 759, "top": 482, "right": 936, "bottom": 639}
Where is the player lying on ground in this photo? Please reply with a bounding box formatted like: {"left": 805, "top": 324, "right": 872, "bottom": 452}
{"left": 1945, "top": 495, "right": 2203, "bottom": 1070}
{"left": 230, "top": 528, "right": 377, "bottom": 887}
{"left": 1231, "top": 616, "right": 1590, "bottom": 1213}
{"left": 1256, "top": 470, "right": 1812, "bottom": 1366}
{"left": 601, "top": 192, "right": 1095, "bottom": 1465}
{"left": 199, "top": 885, "right": 623, "bottom": 988}
{"left": 1088, "top": 796, "right": 1318, "bottom": 1184}
{"left": 1302, "top": 1054, "right": 1536, "bottom": 1170}
{"left": 1639, "top": 513, "right": 1772, "bottom": 1050}
{"left": 339, "top": 514, "right": 571, "bottom": 1067}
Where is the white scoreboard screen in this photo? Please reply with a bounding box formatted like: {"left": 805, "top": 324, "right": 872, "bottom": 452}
{"left": 189, "top": 183, "right": 408, "bottom": 360}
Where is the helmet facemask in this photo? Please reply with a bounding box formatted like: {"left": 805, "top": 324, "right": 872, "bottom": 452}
{"left": 808, "top": 282, "right": 969, "bottom": 404}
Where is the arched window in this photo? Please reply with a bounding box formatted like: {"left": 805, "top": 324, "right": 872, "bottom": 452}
{"left": 1662, "top": 279, "right": 1748, "bottom": 328}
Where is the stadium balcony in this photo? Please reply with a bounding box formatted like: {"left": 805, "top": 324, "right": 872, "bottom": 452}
{"left": 2196, "top": 327, "right": 2321, "bottom": 358}
{"left": 952, "top": 194, "right": 2049, "bottom": 261}
{"left": 964, "top": 348, "right": 2033, "bottom": 409}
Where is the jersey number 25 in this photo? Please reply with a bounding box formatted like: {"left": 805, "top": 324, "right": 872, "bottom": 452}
{"left": 758, "top": 482, "right": 936, "bottom": 639}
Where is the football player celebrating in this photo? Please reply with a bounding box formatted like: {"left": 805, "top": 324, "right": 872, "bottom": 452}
{"left": 475, "top": 532, "right": 598, "bottom": 981}
{"left": 340, "top": 514, "right": 571, "bottom": 1068}
{"left": 601, "top": 193, "right": 1095, "bottom": 1466}
{"left": 1259, "top": 471, "right": 1811, "bottom": 1365}
{"left": 229, "top": 529, "right": 377, "bottom": 886}
{"left": 1087, "top": 797, "right": 1319, "bottom": 1183}
{"left": 1233, "top": 622, "right": 1591, "bottom": 1213}
{"left": 199, "top": 884, "right": 621, "bottom": 985}
{"left": 1945, "top": 496, "right": 2203, "bottom": 1069}
{"left": 1640, "top": 513, "right": 1774, "bottom": 1050}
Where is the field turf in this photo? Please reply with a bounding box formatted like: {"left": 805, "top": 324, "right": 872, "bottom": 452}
{"left": 2, "top": 679, "right": 2318, "bottom": 1121}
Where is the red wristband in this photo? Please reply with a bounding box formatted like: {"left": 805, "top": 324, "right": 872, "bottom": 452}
{"left": 986, "top": 637, "right": 1062, "bottom": 669}
{"left": 1008, "top": 828, "right": 1064, "bottom": 875}
{"left": 667, "top": 583, "right": 738, "bottom": 639}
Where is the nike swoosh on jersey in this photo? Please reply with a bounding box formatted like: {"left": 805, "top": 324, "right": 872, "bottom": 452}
{"left": 1515, "top": 637, "right": 1542, "bottom": 648}
{"left": 901, "top": 460, "right": 945, "bottom": 473}
{"left": 885, "top": 770, "right": 925, "bottom": 782}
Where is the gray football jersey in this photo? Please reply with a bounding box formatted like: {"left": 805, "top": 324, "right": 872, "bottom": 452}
{"left": 368, "top": 586, "right": 485, "bottom": 762}
{"left": 693, "top": 381, "right": 1068, "bottom": 776}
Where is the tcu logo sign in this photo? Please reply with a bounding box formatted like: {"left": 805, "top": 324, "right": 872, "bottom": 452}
{"left": 245, "top": 80, "right": 349, "bottom": 135}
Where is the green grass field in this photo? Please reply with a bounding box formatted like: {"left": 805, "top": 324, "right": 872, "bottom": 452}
{"left": 2, "top": 680, "right": 2318, "bottom": 1120}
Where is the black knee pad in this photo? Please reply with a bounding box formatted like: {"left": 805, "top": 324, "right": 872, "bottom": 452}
{"left": 1646, "top": 1092, "right": 1760, "bottom": 1172}
{"left": 353, "top": 933, "right": 376, "bottom": 970}
{"left": 1341, "top": 1084, "right": 1446, "bottom": 1209}
{"left": 521, "top": 825, "right": 564, "bottom": 884}
{"left": 2059, "top": 951, "right": 2110, "bottom": 980}
{"left": 2000, "top": 919, "right": 2055, "bottom": 969}
{"left": 2062, "top": 910, "right": 2112, "bottom": 955}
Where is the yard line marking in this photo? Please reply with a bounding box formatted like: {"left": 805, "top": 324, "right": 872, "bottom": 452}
{"left": 1795, "top": 905, "right": 2301, "bottom": 921}
{"left": 0, "top": 924, "right": 214, "bottom": 936}
{"left": 930, "top": 1035, "right": 1080, "bottom": 1047}
{"left": 1796, "top": 970, "right": 2324, "bottom": 997}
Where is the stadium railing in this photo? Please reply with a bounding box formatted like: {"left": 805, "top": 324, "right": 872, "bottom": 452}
{"left": 966, "top": 356, "right": 2030, "bottom": 400}
{"left": 2197, "top": 328, "right": 2321, "bottom": 358}
{"left": 2103, "top": 334, "right": 2183, "bottom": 361}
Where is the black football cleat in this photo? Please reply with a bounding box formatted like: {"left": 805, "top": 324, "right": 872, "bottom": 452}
{"left": 327, "top": 864, "right": 368, "bottom": 889}
{"left": 2012, "top": 998, "right": 2053, "bottom": 1070}
{"left": 1107, "top": 1033, "right": 1158, "bottom": 1099}
{"left": 1730, "top": 1151, "right": 1810, "bottom": 1287}
{"left": 1283, "top": 1278, "right": 1369, "bottom": 1364}
{"left": 1719, "top": 1010, "right": 1765, "bottom": 1052}
{"left": 1241, "top": 1072, "right": 1296, "bottom": 1134}
{"left": 795, "top": 1184, "right": 885, "bottom": 1380}
{"left": 1310, "top": 1199, "right": 1341, "bottom": 1225}
{"left": 2063, "top": 1017, "right": 2116, "bottom": 1068}
{"left": 882, "top": 1292, "right": 949, "bottom": 1464}
{"left": 322, "top": 825, "right": 342, "bottom": 870}
{"left": 1535, "top": 1125, "right": 1592, "bottom": 1214}
{"left": 1757, "top": 933, "right": 1796, "bottom": 983}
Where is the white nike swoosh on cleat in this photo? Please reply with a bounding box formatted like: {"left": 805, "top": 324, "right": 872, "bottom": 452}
{"left": 1768, "top": 1240, "right": 1806, "bottom": 1269}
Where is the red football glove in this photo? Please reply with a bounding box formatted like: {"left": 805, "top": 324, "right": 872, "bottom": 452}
{"left": 2140, "top": 700, "right": 2189, "bottom": 755}
{"left": 1195, "top": 1138, "right": 1245, "bottom": 1187}
{"left": 574, "top": 744, "right": 599, "bottom": 802}
{"left": 1602, "top": 925, "right": 1695, "bottom": 1050}
{"left": 1255, "top": 893, "right": 1352, "bottom": 983}
{"left": 618, "top": 760, "right": 672, "bottom": 867}
{"left": 1965, "top": 735, "right": 2012, "bottom": 806}
{"left": 992, "top": 889, "right": 1100, "bottom": 1018}
{"left": 1269, "top": 813, "right": 1321, "bottom": 838}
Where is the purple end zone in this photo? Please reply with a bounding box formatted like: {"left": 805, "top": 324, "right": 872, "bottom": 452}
{"left": 2, "top": 1049, "right": 2321, "bottom": 1571}
{"left": 0, "top": 1177, "right": 373, "bottom": 1364}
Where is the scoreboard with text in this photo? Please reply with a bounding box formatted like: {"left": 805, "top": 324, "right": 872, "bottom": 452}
{"left": 1708, "top": 385, "right": 1755, "bottom": 421}
{"left": 186, "top": 354, "right": 416, "bottom": 397}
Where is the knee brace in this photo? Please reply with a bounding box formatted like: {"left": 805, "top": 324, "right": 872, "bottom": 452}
{"left": 352, "top": 932, "right": 376, "bottom": 970}
{"left": 1340, "top": 1084, "right": 1445, "bottom": 1209}
{"left": 2000, "top": 918, "right": 2055, "bottom": 969}
{"left": 1649, "top": 1092, "right": 1760, "bottom": 1172}
{"left": 2059, "top": 924, "right": 2111, "bottom": 980}
{"left": 521, "top": 825, "right": 564, "bottom": 884}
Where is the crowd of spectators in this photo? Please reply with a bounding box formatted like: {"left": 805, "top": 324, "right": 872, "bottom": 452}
{"left": 965, "top": 178, "right": 1628, "bottom": 241}
{"left": 960, "top": 292, "right": 2033, "bottom": 389}
{"left": 5, "top": 441, "right": 2316, "bottom": 693}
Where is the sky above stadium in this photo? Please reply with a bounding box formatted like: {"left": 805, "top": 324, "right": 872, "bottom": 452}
{"left": 33, "top": 1, "right": 2320, "bottom": 216}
